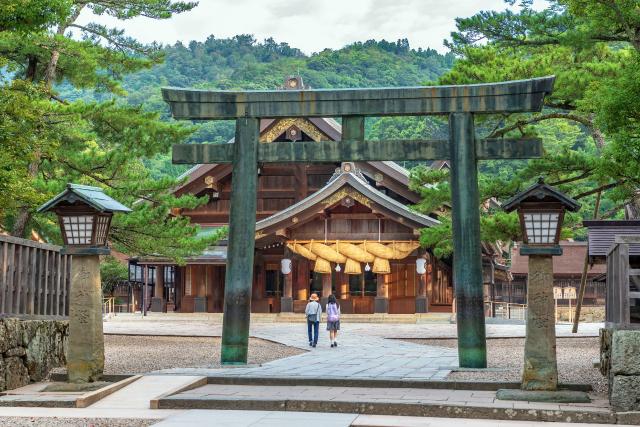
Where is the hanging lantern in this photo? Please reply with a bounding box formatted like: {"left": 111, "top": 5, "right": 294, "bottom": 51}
{"left": 335, "top": 264, "right": 342, "bottom": 272}
{"left": 281, "top": 258, "right": 292, "bottom": 275}
{"left": 364, "top": 263, "right": 371, "bottom": 272}
{"left": 416, "top": 258, "right": 427, "bottom": 275}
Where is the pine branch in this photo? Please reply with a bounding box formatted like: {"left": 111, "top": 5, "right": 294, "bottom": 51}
{"left": 487, "top": 112, "right": 594, "bottom": 138}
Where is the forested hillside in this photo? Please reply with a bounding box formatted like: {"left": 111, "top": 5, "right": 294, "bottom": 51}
{"left": 62, "top": 36, "right": 455, "bottom": 178}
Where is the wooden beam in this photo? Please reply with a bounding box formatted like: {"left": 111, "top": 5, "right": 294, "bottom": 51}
{"left": 162, "top": 76, "right": 555, "bottom": 119}
{"left": 172, "top": 138, "right": 542, "bottom": 164}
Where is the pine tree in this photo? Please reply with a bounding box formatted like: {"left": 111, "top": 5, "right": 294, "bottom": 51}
{"left": 0, "top": 1, "right": 229, "bottom": 261}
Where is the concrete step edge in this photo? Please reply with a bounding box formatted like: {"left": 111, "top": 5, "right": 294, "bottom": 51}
{"left": 155, "top": 397, "right": 616, "bottom": 424}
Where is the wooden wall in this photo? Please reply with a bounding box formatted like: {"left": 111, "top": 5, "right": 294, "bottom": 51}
{"left": 181, "top": 164, "right": 336, "bottom": 224}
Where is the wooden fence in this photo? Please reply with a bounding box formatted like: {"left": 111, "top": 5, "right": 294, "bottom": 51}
{"left": 606, "top": 234, "right": 640, "bottom": 328}
{"left": 0, "top": 235, "right": 71, "bottom": 317}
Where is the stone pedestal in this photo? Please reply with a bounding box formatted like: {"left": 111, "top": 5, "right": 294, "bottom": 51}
{"left": 374, "top": 297, "right": 389, "bottom": 314}
{"left": 522, "top": 255, "right": 558, "bottom": 391}
{"left": 194, "top": 297, "right": 208, "bottom": 313}
{"left": 150, "top": 297, "right": 165, "bottom": 313}
{"left": 67, "top": 255, "right": 104, "bottom": 383}
{"left": 415, "top": 296, "right": 428, "bottom": 313}
{"left": 280, "top": 297, "right": 293, "bottom": 313}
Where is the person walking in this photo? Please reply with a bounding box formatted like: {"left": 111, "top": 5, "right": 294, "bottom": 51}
{"left": 305, "top": 293, "right": 322, "bottom": 347}
{"left": 326, "top": 294, "right": 341, "bottom": 347}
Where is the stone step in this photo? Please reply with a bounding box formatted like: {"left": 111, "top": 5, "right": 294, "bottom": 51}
{"left": 201, "top": 375, "right": 592, "bottom": 392}
{"left": 155, "top": 384, "right": 614, "bottom": 424}
{"left": 90, "top": 375, "right": 205, "bottom": 409}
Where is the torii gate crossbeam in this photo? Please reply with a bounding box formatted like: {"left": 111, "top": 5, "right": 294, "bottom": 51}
{"left": 162, "top": 76, "right": 555, "bottom": 369}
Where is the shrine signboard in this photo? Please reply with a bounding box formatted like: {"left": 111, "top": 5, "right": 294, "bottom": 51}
{"left": 162, "top": 76, "right": 555, "bottom": 368}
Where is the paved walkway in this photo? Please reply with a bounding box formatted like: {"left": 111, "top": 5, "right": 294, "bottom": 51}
{"left": 153, "top": 410, "right": 615, "bottom": 427}
{"left": 103, "top": 316, "right": 601, "bottom": 381}
{"left": 0, "top": 408, "right": 617, "bottom": 427}
{"left": 139, "top": 321, "right": 458, "bottom": 380}
{"left": 104, "top": 315, "right": 603, "bottom": 339}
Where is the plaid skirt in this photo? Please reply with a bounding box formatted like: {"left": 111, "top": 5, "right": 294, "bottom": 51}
{"left": 326, "top": 320, "right": 340, "bottom": 331}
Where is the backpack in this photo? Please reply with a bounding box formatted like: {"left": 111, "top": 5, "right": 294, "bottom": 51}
{"left": 306, "top": 301, "right": 320, "bottom": 321}
{"left": 327, "top": 303, "right": 340, "bottom": 322}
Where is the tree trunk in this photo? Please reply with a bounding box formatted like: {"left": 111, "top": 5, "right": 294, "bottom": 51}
{"left": 25, "top": 56, "right": 38, "bottom": 81}
{"left": 42, "top": 50, "right": 60, "bottom": 87}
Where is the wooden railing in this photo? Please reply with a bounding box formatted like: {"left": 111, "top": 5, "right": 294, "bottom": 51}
{"left": 485, "top": 301, "right": 527, "bottom": 321}
{"left": 0, "top": 235, "right": 71, "bottom": 317}
{"left": 102, "top": 297, "right": 115, "bottom": 316}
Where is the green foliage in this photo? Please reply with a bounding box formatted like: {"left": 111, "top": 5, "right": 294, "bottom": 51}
{"left": 100, "top": 256, "right": 128, "bottom": 295}
{"left": 0, "top": 0, "right": 72, "bottom": 32}
{"left": 414, "top": 0, "right": 640, "bottom": 257}
{"left": 0, "top": 0, "right": 235, "bottom": 261}
{"left": 88, "top": 36, "right": 455, "bottom": 177}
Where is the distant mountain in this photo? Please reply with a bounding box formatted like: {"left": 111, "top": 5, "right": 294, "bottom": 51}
{"left": 60, "top": 35, "right": 455, "bottom": 177}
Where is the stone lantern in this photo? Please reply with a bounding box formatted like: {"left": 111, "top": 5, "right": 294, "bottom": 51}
{"left": 38, "top": 184, "right": 131, "bottom": 383}
{"left": 498, "top": 178, "right": 589, "bottom": 402}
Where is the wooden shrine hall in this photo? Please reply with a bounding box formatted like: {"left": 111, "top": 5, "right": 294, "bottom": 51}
{"left": 133, "top": 76, "right": 515, "bottom": 315}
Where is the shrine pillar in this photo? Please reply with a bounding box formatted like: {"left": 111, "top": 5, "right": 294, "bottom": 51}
{"left": 321, "top": 273, "right": 332, "bottom": 307}
{"left": 151, "top": 265, "right": 165, "bottom": 312}
{"left": 374, "top": 273, "right": 388, "bottom": 313}
{"left": 281, "top": 258, "right": 293, "bottom": 312}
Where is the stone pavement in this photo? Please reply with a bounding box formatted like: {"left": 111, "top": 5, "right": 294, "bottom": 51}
{"left": 145, "top": 321, "right": 458, "bottom": 381}
{"left": 0, "top": 408, "right": 618, "bottom": 427}
{"left": 153, "top": 409, "right": 616, "bottom": 427}
{"left": 103, "top": 314, "right": 603, "bottom": 339}
{"left": 104, "top": 315, "right": 601, "bottom": 381}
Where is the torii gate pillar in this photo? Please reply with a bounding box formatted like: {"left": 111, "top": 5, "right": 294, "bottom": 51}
{"left": 450, "top": 112, "right": 486, "bottom": 367}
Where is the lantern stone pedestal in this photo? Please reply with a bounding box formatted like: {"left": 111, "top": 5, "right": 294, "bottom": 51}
{"left": 67, "top": 255, "right": 104, "bottom": 383}
{"left": 497, "top": 247, "right": 590, "bottom": 403}
{"left": 522, "top": 254, "right": 558, "bottom": 390}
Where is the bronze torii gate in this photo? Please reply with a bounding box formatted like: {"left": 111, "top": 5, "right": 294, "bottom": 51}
{"left": 162, "top": 76, "right": 555, "bottom": 368}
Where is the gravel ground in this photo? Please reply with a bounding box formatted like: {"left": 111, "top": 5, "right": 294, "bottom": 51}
{"left": 405, "top": 337, "right": 607, "bottom": 394}
{"left": 0, "top": 417, "right": 155, "bottom": 427}
{"left": 53, "top": 335, "right": 305, "bottom": 375}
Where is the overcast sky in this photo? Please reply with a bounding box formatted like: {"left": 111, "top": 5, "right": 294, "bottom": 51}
{"left": 76, "top": 0, "right": 548, "bottom": 54}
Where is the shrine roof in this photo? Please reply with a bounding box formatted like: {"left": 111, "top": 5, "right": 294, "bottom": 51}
{"left": 255, "top": 163, "right": 439, "bottom": 234}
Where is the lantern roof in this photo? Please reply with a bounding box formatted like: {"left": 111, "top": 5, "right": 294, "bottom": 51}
{"left": 37, "top": 184, "right": 132, "bottom": 214}
{"left": 502, "top": 178, "right": 580, "bottom": 213}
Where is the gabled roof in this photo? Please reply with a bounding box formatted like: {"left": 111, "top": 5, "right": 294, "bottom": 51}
{"left": 38, "top": 184, "right": 131, "bottom": 213}
{"left": 256, "top": 164, "right": 439, "bottom": 234}
{"left": 503, "top": 178, "right": 580, "bottom": 213}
